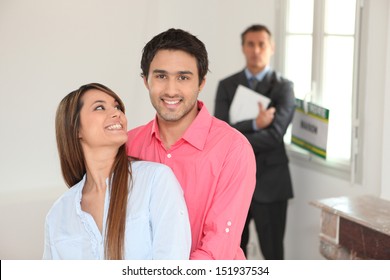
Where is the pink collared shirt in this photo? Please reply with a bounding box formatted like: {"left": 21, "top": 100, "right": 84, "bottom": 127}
{"left": 127, "top": 101, "right": 256, "bottom": 259}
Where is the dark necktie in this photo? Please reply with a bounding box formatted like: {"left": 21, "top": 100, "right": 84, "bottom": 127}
{"left": 250, "top": 77, "right": 258, "bottom": 90}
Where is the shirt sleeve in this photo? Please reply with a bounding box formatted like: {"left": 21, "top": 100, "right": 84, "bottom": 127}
{"left": 149, "top": 165, "right": 192, "bottom": 260}
{"left": 42, "top": 217, "right": 52, "bottom": 259}
{"left": 190, "top": 137, "right": 256, "bottom": 260}
{"left": 252, "top": 119, "right": 259, "bottom": 131}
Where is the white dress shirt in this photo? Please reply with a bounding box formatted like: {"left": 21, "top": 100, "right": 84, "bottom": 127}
{"left": 43, "top": 161, "right": 191, "bottom": 259}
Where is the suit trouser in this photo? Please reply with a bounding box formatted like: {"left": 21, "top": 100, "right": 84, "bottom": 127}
{"left": 241, "top": 200, "right": 288, "bottom": 260}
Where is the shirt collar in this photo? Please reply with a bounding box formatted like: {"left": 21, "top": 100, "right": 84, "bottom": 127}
{"left": 150, "top": 100, "right": 211, "bottom": 150}
{"left": 151, "top": 116, "right": 160, "bottom": 140}
{"left": 244, "top": 66, "right": 270, "bottom": 82}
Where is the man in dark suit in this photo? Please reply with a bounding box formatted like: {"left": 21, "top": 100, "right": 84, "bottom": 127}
{"left": 214, "top": 24, "right": 295, "bottom": 260}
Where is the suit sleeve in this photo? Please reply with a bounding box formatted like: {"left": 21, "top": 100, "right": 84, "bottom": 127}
{"left": 190, "top": 137, "right": 256, "bottom": 260}
{"left": 215, "top": 78, "right": 295, "bottom": 153}
{"left": 214, "top": 80, "right": 262, "bottom": 134}
{"left": 244, "top": 81, "right": 295, "bottom": 153}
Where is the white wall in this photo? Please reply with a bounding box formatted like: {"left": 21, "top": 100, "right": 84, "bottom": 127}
{"left": 381, "top": 0, "right": 390, "bottom": 200}
{"left": 0, "top": 0, "right": 389, "bottom": 260}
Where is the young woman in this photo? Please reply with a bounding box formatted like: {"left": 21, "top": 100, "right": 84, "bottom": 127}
{"left": 43, "top": 83, "right": 191, "bottom": 259}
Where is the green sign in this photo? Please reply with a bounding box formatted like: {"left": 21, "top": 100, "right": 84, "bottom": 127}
{"left": 291, "top": 99, "right": 329, "bottom": 159}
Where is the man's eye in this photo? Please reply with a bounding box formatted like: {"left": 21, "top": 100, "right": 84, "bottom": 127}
{"left": 178, "top": 75, "right": 189, "bottom": 81}
{"left": 156, "top": 74, "right": 166, "bottom": 79}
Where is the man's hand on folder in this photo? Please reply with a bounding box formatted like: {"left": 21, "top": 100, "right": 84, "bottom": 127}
{"left": 255, "top": 102, "right": 275, "bottom": 129}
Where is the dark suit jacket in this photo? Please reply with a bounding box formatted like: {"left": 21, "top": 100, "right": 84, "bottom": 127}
{"left": 214, "top": 69, "right": 295, "bottom": 203}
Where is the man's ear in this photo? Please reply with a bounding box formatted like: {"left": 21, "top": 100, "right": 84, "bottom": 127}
{"left": 270, "top": 40, "right": 275, "bottom": 56}
{"left": 199, "top": 77, "right": 206, "bottom": 93}
{"left": 143, "top": 75, "right": 150, "bottom": 90}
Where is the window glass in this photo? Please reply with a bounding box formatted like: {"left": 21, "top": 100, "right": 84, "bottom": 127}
{"left": 325, "top": 0, "right": 356, "bottom": 35}
{"left": 287, "top": 0, "right": 314, "bottom": 33}
{"left": 323, "top": 36, "right": 354, "bottom": 161}
{"left": 285, "top": 35, "right": 313, "bottom": 99}
{"left": 282, "top": 0, "right": 358, "bottom": 167}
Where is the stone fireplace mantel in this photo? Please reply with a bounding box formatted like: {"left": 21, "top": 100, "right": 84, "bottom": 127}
{"left": 311, "top": 195, "right": 390, "bottom": 259}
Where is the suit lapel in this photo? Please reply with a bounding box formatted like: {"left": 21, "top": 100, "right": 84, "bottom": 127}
{"left": 238, "top": 69, "right": 275, "bottom": 98}
{"left": 255, "top": 71, "right": 274, "bottom": 97}
{"left": 238, "top": 70, "right": 249, "bottom": 88}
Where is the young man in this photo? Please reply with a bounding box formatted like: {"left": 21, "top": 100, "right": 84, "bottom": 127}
{"left": 214, "top": 24, "right": 295, "bottom": 260}
{"left": 127, "top": 28, "right": 256, "bottom": 260}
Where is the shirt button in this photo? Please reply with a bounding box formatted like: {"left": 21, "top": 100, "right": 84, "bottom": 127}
{"left": 225, "top": 228, "right": 230, "bottom": 233}
{"left": 167, "top": 153, "right": 172, "bottom": 158}
{"left": 227, "top": 221, "right": 232, "bottom": 226}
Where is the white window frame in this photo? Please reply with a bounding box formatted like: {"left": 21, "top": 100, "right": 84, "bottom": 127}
{"left": 274, "top": 0, "right": 365, "bottom": 183}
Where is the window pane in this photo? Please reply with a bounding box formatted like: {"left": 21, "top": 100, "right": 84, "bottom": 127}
{"left": 286, "top": 0, "right": 314, "bottom": 33}
{"left": 322, "top": 36, "right": 354, "bottom": 161}
{"left": 284, "top": 35, "right": 312, "bottom": 99}
{"left": 325, "top": 0, "right": 356, "bottom": 35}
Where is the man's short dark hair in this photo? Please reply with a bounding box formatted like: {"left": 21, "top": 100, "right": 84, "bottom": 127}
{"left": 140, "top": 28, "right": 209, "bottom": 85}
{"left": 241, "top": 24, "right": 272, "bottom": 45}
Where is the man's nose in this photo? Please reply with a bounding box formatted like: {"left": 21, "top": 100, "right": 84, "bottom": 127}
{"left": 164, "top": 79, "right": 179, "bottom": 95}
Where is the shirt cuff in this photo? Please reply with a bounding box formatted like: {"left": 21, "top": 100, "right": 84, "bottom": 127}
{"left": 252, "top": 119, "right": 259, "bottom": 131}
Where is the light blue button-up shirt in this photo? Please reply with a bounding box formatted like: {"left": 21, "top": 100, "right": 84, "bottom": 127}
{"left": 43, "top": 161, "right": 191, "bottom": 260}
{"left": 244, "top": 66, "right": 270, "bottom": 84}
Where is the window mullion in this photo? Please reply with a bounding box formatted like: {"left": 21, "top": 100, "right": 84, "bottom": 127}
{"left": 311, "top": 0, "right": 325, "bottom": 104}
{"left": 350, "top": 0, "right": 364, "bottom": 184}
{"left": 274, "top": 0, "right": 287, "bottom": 72}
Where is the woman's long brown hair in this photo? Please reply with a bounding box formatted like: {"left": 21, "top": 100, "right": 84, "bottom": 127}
{"left": 55, "top": 83, "right": 131, "bottom": 259}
